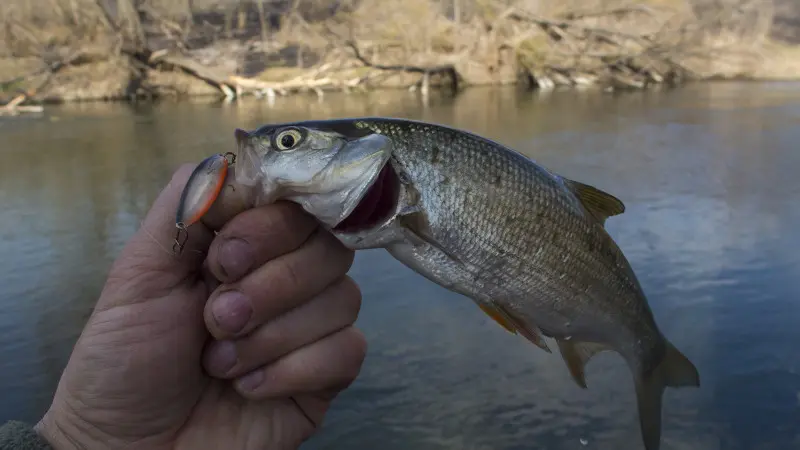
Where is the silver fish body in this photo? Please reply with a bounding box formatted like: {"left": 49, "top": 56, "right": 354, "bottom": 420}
{"left": 230, "top": 118, "right": 700, "bottom": 450}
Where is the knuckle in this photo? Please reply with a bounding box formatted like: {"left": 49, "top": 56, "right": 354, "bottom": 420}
{"left": 233, "top": 339, "right": 284, "bottom": 377}
{"left": 254, "top": 204, "right": 293, "bottom": 235}
{"left": 319, "top": 231, "right": 355, "bottom": 268}
{"left": 339, "top": 332, "right": 367, "bottom": 383}
{"left": 336, "top": 277, "right": 363, "bottom": 319}
{"left": 259, "top": 203, "right": 317, "bottom": 244}
{"left": 259, "top": 326, "right": 291, "bottom": 360}
{"left": 206, "top": 243, "right": 229, "bottom": 281}
{"left": 343, "top": 328, "right": 368, "bottom": 368}
{"left": 273, "top": 256, "right": 304, "bottom": 294}
{"left": 220, "top": 203, "right": 319, "bottom": 264}
{"left": 274, "top": 201, "right": 315, "bottom": 226}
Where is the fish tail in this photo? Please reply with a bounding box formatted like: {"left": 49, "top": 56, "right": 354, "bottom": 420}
{"left": 634, "top": 340, "right": 700, "bottom": 450}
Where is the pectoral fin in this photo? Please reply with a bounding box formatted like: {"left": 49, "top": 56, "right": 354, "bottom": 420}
{"left": 478, "top": 302, "right": 551, "bottom": 353}
{"left": 555, "top": 338, "right": 612, "bottom": 388}
{"left": 478, "top": 303, "right": 517, "bottom": 333}
{"left": 563, "top": 179, "right": 625, "bottom": 226}
{"left": 398, "top": 211, "right": 465, "bottom": 264}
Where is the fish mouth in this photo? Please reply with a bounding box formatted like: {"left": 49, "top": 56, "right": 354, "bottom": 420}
{"left": 333, "top": 162, "right": 400, "bottom": 233}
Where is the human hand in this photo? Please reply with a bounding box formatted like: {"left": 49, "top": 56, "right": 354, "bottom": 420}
{"left": 35, "top": 164, "right": 367, "bottom": 450}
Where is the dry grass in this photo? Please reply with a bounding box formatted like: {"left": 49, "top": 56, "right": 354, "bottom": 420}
{"left": 748, "top": 40, "right": 800, "bottom": 79}
{"left": 0, "top": 0, "right": 798, "bottom": 104}
{"left": 0, "top": 0, "right": 107, "bottom": 56}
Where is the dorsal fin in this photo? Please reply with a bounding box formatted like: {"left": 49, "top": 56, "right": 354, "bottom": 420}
{"left": 563, "top": 179, "right": 625, "bottom": 226}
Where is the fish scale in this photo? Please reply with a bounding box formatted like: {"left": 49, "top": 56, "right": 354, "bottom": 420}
{"left": 220, "top": 117, "right": 701, "bottom": 450}
{"left": 376, "top": 120, "right": 635, "bottom": 331}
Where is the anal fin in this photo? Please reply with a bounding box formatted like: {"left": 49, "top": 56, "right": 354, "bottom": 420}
{"left": 555, "top": 338, "right": 612, "bottom": 388}
{"left": 478, "top": 302, "right": 551, "bottom": 353}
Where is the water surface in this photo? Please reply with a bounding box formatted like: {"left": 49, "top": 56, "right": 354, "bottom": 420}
{"left": 1, "top": 82, "right": 799, "bottom": 450}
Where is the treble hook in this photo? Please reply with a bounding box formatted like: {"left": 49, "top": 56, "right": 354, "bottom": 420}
{"left": 172, "top": 222, "right": 188, "bottom": 255}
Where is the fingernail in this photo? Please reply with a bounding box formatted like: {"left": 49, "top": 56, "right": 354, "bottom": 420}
{"left": 237, "top": 369, "right": 264, "bottom": 392}
{"left": 206, "top": 340, "right": 237, "bottom": 375}
{"left": 219, "top": 238, "right": 254, "bottom": 280}
{"left": 212, "top": 290, "right": 252, "bottom": 333}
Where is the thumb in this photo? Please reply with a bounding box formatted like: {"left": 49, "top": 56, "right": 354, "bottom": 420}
{"left": 41, "top": 164, "right": 224, "bottom": 446}
{"left": 100, "top": 163, "right": 216, "bottom": 308}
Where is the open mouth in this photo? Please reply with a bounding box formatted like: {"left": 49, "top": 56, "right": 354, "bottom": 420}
{"left": 333, "top": 163, "right": 400, "bottom": 233}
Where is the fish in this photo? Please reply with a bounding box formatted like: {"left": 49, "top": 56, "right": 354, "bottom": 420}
{"left": 183, "top": 117, "right": 700, "bottom": 450}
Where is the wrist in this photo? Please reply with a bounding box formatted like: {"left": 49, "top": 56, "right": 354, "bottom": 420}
{"left": 34, "top": 411, "right": 79, "bottom": 450}
{"left": 34, "top": 407, "right": 105, "bottom": 450}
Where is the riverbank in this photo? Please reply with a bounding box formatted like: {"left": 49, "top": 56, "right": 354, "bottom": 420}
{"left": 1, "top": 0, "right": 798, "bottom": 113}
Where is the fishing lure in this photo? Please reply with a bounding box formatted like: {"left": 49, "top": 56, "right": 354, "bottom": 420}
{"left": 173, "top": 152, "right": 236, "bottom": 254}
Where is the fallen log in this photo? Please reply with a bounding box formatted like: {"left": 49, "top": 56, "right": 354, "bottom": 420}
{"left": 345, "top": 41, "right": 462, "bottom": 92}
{"left": 0, "top": 51, "right": 83, "bottom": 115}
{"left": 148, "top": 51, "right": 234, "bottom": 91}
{"left": 127, "top": 47, "right": 369, "bottom": 101}
{"left": 0, "top": 94, "right": 44, "bottom": 116}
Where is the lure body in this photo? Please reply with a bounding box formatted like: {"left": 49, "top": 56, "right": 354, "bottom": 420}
{"left": 172, "top": 153, "right": 234, "bottom": 254}
{"left": 176, "top": 153, "right": 230, "bottom": 228}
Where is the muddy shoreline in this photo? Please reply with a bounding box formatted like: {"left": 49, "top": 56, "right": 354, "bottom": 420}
{"left": 1, "top": 0, "right": 798, "bottom": 111}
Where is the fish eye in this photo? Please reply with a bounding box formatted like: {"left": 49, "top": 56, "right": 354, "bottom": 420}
{"left": 274, "top": 128, "right": 304, "bottom": 151}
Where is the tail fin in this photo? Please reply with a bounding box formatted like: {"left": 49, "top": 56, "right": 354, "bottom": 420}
{"left": 634, "top": 341, "right": 700, "bottom": 450}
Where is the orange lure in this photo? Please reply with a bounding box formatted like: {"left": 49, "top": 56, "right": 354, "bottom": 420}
{"left": 173, "top": 152, "right": 235, "bottom": 253}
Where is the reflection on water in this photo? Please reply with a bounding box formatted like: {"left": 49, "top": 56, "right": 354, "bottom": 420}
{"left": 1, "top": 82, "right": 800, "bottom": 450}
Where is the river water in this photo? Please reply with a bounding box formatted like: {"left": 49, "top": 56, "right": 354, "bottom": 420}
{"left": 1, "top": 82, "right": 799, "bottom": 450}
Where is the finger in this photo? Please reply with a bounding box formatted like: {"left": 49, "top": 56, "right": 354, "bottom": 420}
{"left": 201, "top": 258, "right": 222, "bottom": 294}
{"left": 122, "top": 163, "right": 214, "bottom": 269}
{"left": 232, "top": 326, "right": 367, "bottom": 400}
{"left": 205, "top": 229, "right": 355, "bottom": 339}
{"left": 205, "top": 202, "right": 320, "bottom": 284}
{"left": 203, "top": 277, "right": 362, "bottom": 378}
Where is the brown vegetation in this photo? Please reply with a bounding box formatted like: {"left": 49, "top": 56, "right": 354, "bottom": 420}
{"left": 0, "top": 0, "right": 797, "bottom": 112}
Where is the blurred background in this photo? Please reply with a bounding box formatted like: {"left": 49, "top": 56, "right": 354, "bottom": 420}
{"left": 1, "top": 1, "right": 799, "bottom": 449}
